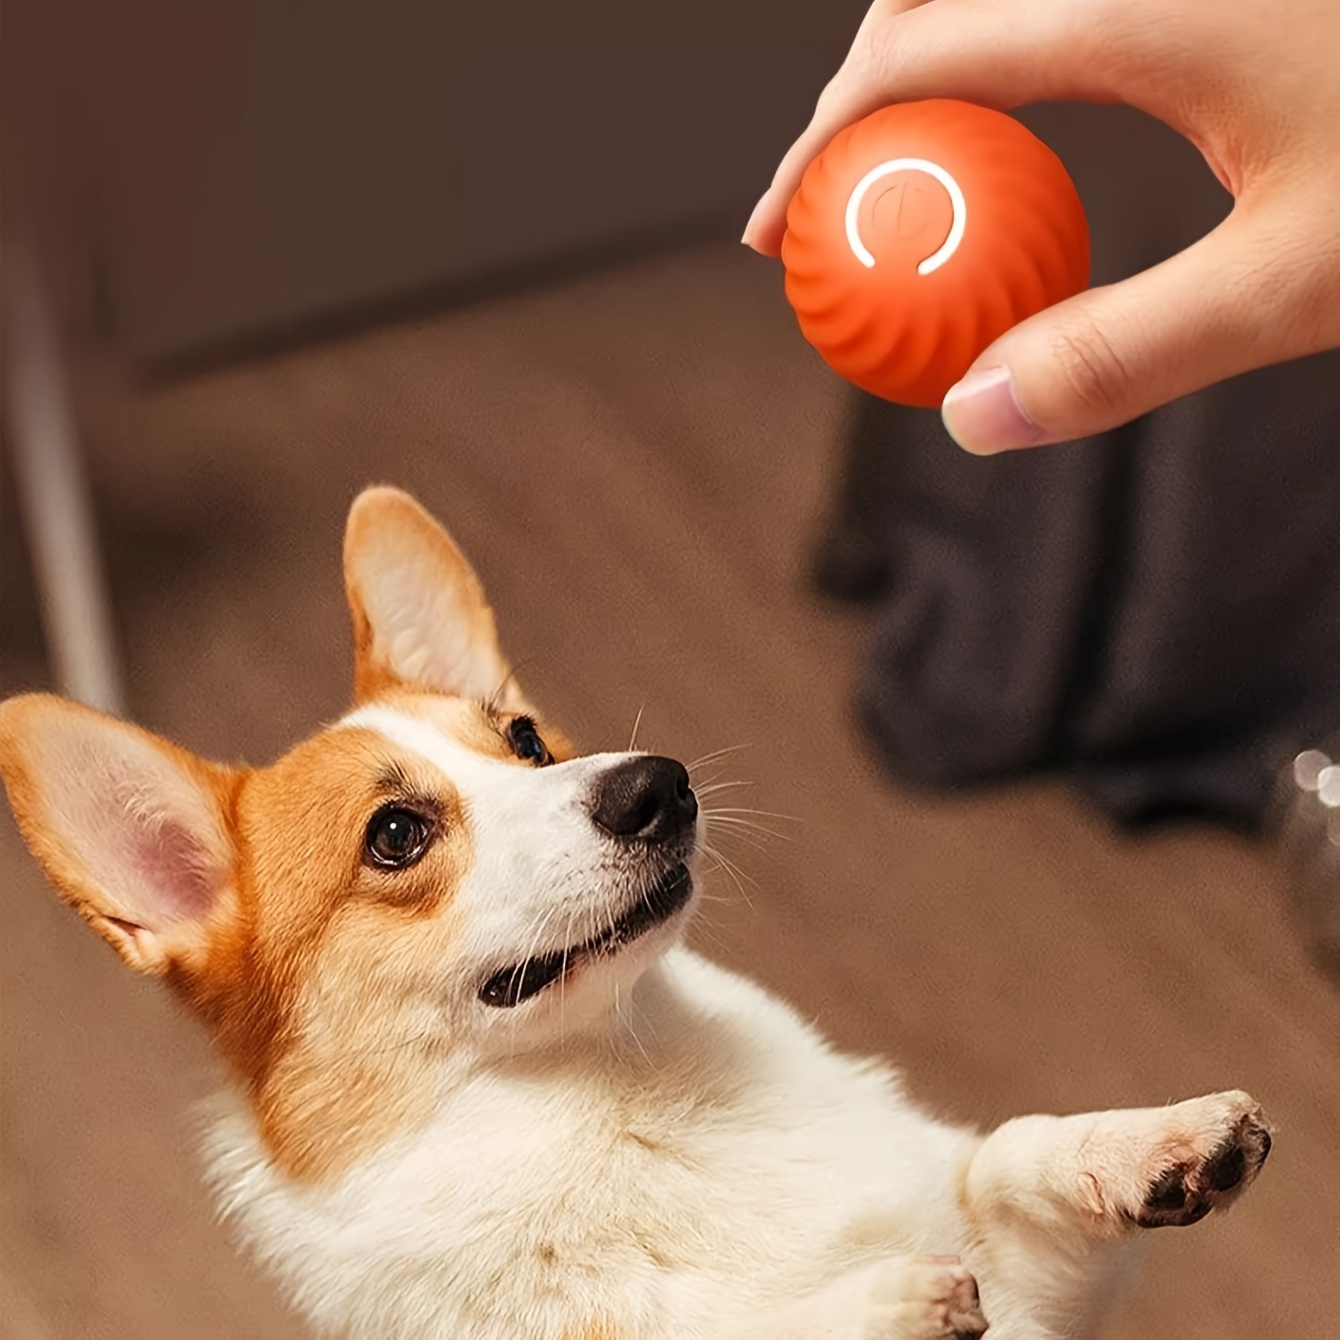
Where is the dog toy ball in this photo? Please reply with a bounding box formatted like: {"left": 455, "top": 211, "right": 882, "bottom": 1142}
{"left": 781, "top": 100, "right": 1090, "bottom": 408}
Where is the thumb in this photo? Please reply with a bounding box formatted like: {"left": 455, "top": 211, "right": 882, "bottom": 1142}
{"left": 939, "top": 205, "right": 1324, "bottom": 452}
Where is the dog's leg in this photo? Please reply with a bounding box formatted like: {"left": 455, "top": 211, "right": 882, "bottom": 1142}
{"left": 960, "top": 1090, "right": 1271, "bottom": 1336}
{"left": 738, "top": 1255, "right": 988, "bottom": 1340}
{"left": 965, "top": 1089, "right": 1271, "bottom": 1238}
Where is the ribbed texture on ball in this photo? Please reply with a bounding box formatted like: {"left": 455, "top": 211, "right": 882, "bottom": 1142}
{"left": 782, "top": 101, "right": 1090, "bottom": 407}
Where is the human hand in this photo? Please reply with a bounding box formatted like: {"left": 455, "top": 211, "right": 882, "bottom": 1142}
{"left": 743, "top": 0, "right": 1340, "bottom": 452}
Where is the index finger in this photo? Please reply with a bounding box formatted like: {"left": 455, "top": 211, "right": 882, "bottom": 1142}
{"left": 743, "top": 0, "right": 938, "bottom": 256}
{"left": 741, "top": 0, "right": 1101, "bottom": 256}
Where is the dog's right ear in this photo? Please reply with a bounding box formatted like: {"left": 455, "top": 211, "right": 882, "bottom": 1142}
{"left": 0, "top": 694, "right": 241, "bottom": 975}
{"left": 343, "top": 486, "right": 519, "bottom": 706}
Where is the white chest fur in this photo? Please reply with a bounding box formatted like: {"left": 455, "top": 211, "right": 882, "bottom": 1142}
{"left": 202, "top": 950, "right": 978, "bottom": 1339}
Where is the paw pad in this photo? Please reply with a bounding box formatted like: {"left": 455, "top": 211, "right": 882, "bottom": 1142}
{"left": 867, "top": 1255, "right": 989, "bottom": 1338}
{"left": 1134, "top": 1113, "right": 1272, "bottom": 1229}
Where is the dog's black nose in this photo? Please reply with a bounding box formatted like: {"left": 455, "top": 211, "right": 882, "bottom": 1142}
{"left": 589, "top": 756, "right": 697, "bottom": 841}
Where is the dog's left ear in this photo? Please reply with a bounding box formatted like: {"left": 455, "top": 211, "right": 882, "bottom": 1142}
{"left": 0, "top": 694, "right": 241, "bottom": 976}
{"left": 343, "top": 486, "right": 519, "bottom": 705}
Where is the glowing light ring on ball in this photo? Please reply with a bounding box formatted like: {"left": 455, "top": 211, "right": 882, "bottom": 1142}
{"left": 844, "top": 158, "right": 967, "bottom": 275}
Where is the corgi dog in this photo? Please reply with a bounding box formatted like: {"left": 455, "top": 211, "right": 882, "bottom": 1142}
{"left": 0, "top": 486, "right": 1271, "bottom": 1340}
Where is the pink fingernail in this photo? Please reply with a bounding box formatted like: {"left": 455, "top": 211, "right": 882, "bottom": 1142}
{"left": 741, "top": 193, "right": 769, "bottom": 246}
{"left": 941, "top": 366, "right": 1045, "bottom": 454}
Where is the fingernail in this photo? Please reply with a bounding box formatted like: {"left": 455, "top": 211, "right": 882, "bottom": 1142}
{"left": 741, "top": 193, "right": 769, "bottom": 247}
{"left": 941, "top": 366, "right": 1045, "bottom": 454}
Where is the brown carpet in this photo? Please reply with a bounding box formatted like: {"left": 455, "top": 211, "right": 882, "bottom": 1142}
{"left": 2, "top": 242, "right": 1337, "bottom": 1338}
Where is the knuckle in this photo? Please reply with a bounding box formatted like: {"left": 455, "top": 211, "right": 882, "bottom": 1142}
{"left": 855, "top": 11, "right": 901, "bottom": 77}
{"left": 1048, "top": 317, "right": 1133, "bottom": 419}
{"left": 845, "top": 0, "right": 915, "bottom": 90}
{"left": 813, "top": 0, "right": 936, "bottom": 128}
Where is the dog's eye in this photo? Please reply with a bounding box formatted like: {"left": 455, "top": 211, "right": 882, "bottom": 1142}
{"left": 507, "top": 715, "right": 551, "bottom": 767}
{"left": 364, "top": 806, "right": 432, "bottom": 869}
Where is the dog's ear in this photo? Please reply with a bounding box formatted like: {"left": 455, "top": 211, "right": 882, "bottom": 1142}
{"left": 343, "top": 486, "right": 519, "bottom": 705}
{"left": 0, "top": 694, "right": 241, "bottom": 975}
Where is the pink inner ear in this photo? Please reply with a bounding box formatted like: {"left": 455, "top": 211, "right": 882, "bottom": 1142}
{"left": 57, "top": 747, "right": 229, "bottom": 933}
{"left": 117, "top": 812, "right": 219, "bottom": 924}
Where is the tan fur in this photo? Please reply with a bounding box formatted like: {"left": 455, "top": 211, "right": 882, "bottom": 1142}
{"left": 220, "top": 722, "right": 478, "bottom": 1181}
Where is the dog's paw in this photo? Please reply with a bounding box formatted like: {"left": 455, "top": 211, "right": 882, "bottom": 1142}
{"left": 864, "top": 1255, "right": 988, "bottom": 1339}
{"left": 1129, "top": 1091, "right": 1273, "bottom": 1229}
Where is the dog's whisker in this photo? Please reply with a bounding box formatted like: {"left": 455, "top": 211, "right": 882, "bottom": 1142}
{"left": 628, "top": 704, "right": 647, "bottom": 752}
{"left": 686, "top": 750, "right": 750, "bottom": 771}
{"left": 700, "top": 813, "right": 796, "bottom": 848}
{"left": 699, "top": 842, "right": 759, "bottom": 906}
{"left": 689, "top": 888, "right": 731, "bottom": 905}
{"left": 511, "top": 901, "right": 561, "bottom": 997}
{"left": 705, "top": 832, "right": 775, "bottom": 858}
{"left": 487, "top": 659, "right": 535, "bottom": 715}
{"left": 704, "top": 825, "right": 793, "bottom": 850}
{"left": 685, "top": 744, "right": 752, "bottom": 774}
{"left": 712, "top": 852, "right": 766, "bottom": 884}
{"left": 619, "top": 983, "right": 655, "bottom": 1068}
{"left": 701, "top": 812, "right": 781, "bottom": 826}
{"left": 700, "top": 810, "right": 798, "bottom": 844}
{"left": 699, "top": 849, "right": 741, "bottom": 891}
{"left": 700, "top": 831, "right": 759, "bottom": 864}
{"left": 685, "top": 919, "right": 733, "bottom": 959}
{"left": 693, "top": 780, "right": 756, "bottom": 799}
{"left": 699, "top": 805, "right": 799, "bottom": 823}
{"left": 558, "top": 904, "right": 577, "bottom": 1041}
{"left": 504, "top": 899, "right": 566, "bottom": 1053}
{"left": 703, "top": 838, "right": 762, "bottom": 894}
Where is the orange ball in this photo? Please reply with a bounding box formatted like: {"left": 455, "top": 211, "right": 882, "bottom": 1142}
{"left": 782, "top": 100, "right": 1090, "bottom": 408}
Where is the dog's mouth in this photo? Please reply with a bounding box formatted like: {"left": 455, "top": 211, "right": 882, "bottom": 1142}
{"left": 478, "top": 862, "right": 693, "bottom": 1009}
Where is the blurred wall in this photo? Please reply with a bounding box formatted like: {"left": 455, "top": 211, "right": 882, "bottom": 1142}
{"left": 2, "top": 0, "right": 868, "bottom": 364}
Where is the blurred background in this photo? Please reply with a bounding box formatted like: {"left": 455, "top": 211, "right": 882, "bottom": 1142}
{"left": 2, "top": 1, "right": 1338, "bottom": 1337}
